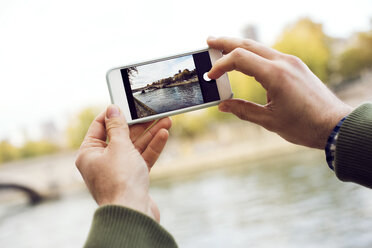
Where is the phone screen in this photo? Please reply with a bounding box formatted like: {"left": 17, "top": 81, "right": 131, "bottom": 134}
{"left": 120, "top": 51, "right": 220, "bottom": 119}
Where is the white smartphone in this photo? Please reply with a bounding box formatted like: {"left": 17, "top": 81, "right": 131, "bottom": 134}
{"left": 106, "top": 48, "right": 232, "bottom": 125}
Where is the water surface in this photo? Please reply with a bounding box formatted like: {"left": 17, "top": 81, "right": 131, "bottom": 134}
{"left": 134, "top": 82, "right": 203, "bottom": 113}
{"left": 1, "top": 152, "right": 372, "bottom": 248}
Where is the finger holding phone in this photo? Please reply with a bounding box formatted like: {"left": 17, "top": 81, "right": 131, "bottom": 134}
{"left": 207, "top": 36, "right": 353, "bottom": 149}
{"left": 75, "top": 105, "right": 171, "bottom": 222}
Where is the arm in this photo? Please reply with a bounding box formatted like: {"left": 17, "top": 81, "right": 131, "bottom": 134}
{"left": 207, "top": 37, "right": 372, "bottom": 187}
{"left": 76, "top": 105, "right": 177, "bottom": 248}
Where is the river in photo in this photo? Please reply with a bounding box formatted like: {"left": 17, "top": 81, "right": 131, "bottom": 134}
{"left": 133, "top": 82, "right": 204, "bottom": 114}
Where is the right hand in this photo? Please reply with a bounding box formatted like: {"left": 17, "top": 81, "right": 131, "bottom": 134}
{"left": 208, "top": 37, "right": 353, "bottom": 149}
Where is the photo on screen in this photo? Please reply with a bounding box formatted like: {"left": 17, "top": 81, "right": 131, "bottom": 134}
{"left": 127, "top": 55, "right": 204, "bottom": 118}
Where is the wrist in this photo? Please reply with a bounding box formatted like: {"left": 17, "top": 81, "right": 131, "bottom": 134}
{"left": 315, "top": 104, "right": 353, "bottom": 149}
{"left": 99, "top": 185, "right": 152, "bottom": 217}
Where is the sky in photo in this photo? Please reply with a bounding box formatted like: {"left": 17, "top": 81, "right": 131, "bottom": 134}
{"left": 0, "top": 0, "right": 371, "bottom": 143}
{"left": 130, "top": 55, "right": 196, "bottom": 89}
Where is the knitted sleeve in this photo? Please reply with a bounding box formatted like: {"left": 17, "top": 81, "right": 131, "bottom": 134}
{"left": 84, "top": 205, "right": 178, "bottom": 248}
{"left": 335, "top": 103, "right": 372, "bottom": 188}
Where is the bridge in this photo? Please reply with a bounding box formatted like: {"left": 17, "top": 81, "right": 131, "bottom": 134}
{"left": 0, "top": 151, "right": 83, "bottom": 206}
{"left": 0, "top": 183, "right": 46, "bottom": 205}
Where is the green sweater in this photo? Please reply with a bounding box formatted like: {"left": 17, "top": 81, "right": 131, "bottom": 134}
{"left": 84, "top": 103, "right": 372, "bottom": 248}
{"left": 84, "top": 205, "right": 178, "bottom": 248}
{"left": 335, "top": 103, "right": 372, "bottom": 188}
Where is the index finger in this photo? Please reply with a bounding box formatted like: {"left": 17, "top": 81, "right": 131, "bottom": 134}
{"left": 208, "top": 48, "right": 273, "bottom": 89}
{"left": 207, "top": 36, "right": 280, "bottom": 60}
{"left": 129, "top": 120, "right": 156, "bottom": 142}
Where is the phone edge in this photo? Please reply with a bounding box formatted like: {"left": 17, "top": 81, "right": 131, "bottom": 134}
{"left": 106, "top": 47, "right": 209, "bottom": 73}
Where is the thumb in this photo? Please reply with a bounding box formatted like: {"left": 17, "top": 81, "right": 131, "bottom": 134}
{"left": 219, "top": 99, "right": 269, "bottom": 125}
{"left": 105, "top": 105, "right": 130, "bottom": 146}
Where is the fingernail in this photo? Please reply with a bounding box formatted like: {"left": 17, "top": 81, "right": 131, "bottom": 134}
{"left": 219, "top": 104, "right": 230, "bottom": 113}
{"left": 107, "top": 105, "right": 120, "bottom": 119}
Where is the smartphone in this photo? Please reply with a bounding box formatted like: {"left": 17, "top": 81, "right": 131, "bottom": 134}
{"left": 106, "top": 48, "right": 232, "bottom": 125}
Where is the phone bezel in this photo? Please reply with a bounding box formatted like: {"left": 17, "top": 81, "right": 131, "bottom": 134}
{"left": 106, "top": 48, "right": 232, "bottom": 124}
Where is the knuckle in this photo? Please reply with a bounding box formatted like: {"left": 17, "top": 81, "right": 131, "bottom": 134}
{"left": 241, "top": 39, "right": 254, "bottom": 49}
{"left": 106, "top": 118, "right": 122, "bottom": 129}
{"left": 285, "top": 55, "right": 303, "bottom": 68}
{"left": 106, "top": 119, "right": 128, "bottom": 133}
{"left": 159, "top": 129, "right": 169, "bottom": 141}
{"left": 271, "top": 62, "right": 289, "bottom": 83}
{"left": 231, "top": 47, "right": 246, "bottom": 59}
{"left": 261, "top": 61, "right": 275, "bottom": 76}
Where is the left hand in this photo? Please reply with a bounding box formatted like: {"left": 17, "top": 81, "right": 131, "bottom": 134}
{"left": 76, "top": 105, "right": 171, "bottom": 222}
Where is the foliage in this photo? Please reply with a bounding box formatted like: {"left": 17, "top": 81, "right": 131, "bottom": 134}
{"left": 66, "top": 107, "right": 101, "bottom": 149}
{"left": 0, "top": 107, "right": 101, "bottom": 164}
{"left": 173, "top": 69, "right": 196, "bottom": 82}
{"left": 337, "top": 31, "right": 372, "bottom": 79}
{"left": 170, "top": 110, "right": 209, "bottom": 139}
{"left": 20, "top": 140, "right": 59, "bottom": 158}
{"left": 273, "top": 18, "right": 331, "bottom": 82}
{"left": 127, "top": 66, "right": 138, "bottom": 82}
{"left": 228, "top": 71, "right": 267, "bottom": 104}
{"left": 0, "top": 141, "right": 20, "bottom": 164}
{"left": 0, "top": 140, "right": 60, "bottom": 164}
{"left": 160, "top": 77, "right": 174, "bottom": 85}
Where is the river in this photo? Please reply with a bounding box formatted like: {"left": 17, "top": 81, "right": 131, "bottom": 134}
{"left": 134, "top": 82, "right": 204, "bottom": 114}
{"left": 1, "top": 152, "right": 372, "bottom": 247}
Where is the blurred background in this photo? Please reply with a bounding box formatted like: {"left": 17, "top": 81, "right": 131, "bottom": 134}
{"left": 1, "top": 0, "right": 372, "bottom": 247}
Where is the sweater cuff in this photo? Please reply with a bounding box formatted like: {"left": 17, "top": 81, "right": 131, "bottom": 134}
{"left": 84, "top": 205, "right": 177, "bottom": 248}
{"left": 335, "top": 103, "right": 372, "bottom": 188}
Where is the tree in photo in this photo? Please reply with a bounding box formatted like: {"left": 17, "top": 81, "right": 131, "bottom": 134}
{"left": 127, "top": 66, "right": 138, "bottom": 83}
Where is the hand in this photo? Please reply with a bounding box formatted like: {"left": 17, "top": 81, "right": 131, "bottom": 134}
{"left": 75, "top": 105, "right": 171, "bottom": 222}
{"left": 208, "top": 37, "right": 353, "bottom": 149}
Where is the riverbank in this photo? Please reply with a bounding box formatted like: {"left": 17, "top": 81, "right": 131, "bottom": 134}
{"left": 133, "top": 76, "right": 199, "bottom": 93}
{"left": 164, "top": 77, "right": 198, "bottom": 88}
{"left": 133, "top": 97, "right": 157, "bottom": 118}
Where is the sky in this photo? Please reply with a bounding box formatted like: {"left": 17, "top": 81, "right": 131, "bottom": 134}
{"left": 130, "top": 55, "right": 195, "bottom": 89}
{"left": 0, "top": 0, "right": 371, "bottom": 144}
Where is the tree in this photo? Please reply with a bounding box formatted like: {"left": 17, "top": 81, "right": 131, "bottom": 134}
{"left": 337, "top": 30, "right": 372, "bottom": 79}
{"left": 127, "top": 66, "right": 138, "bottom": 82}
{"left": 160, "top": 77, "right": 173, "bottom": 85}
{"left": 0, "top": 141, "right": 20, "bottom": 164}
{"left": 273, "top": 18, "right": 331, "bottom": 82}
